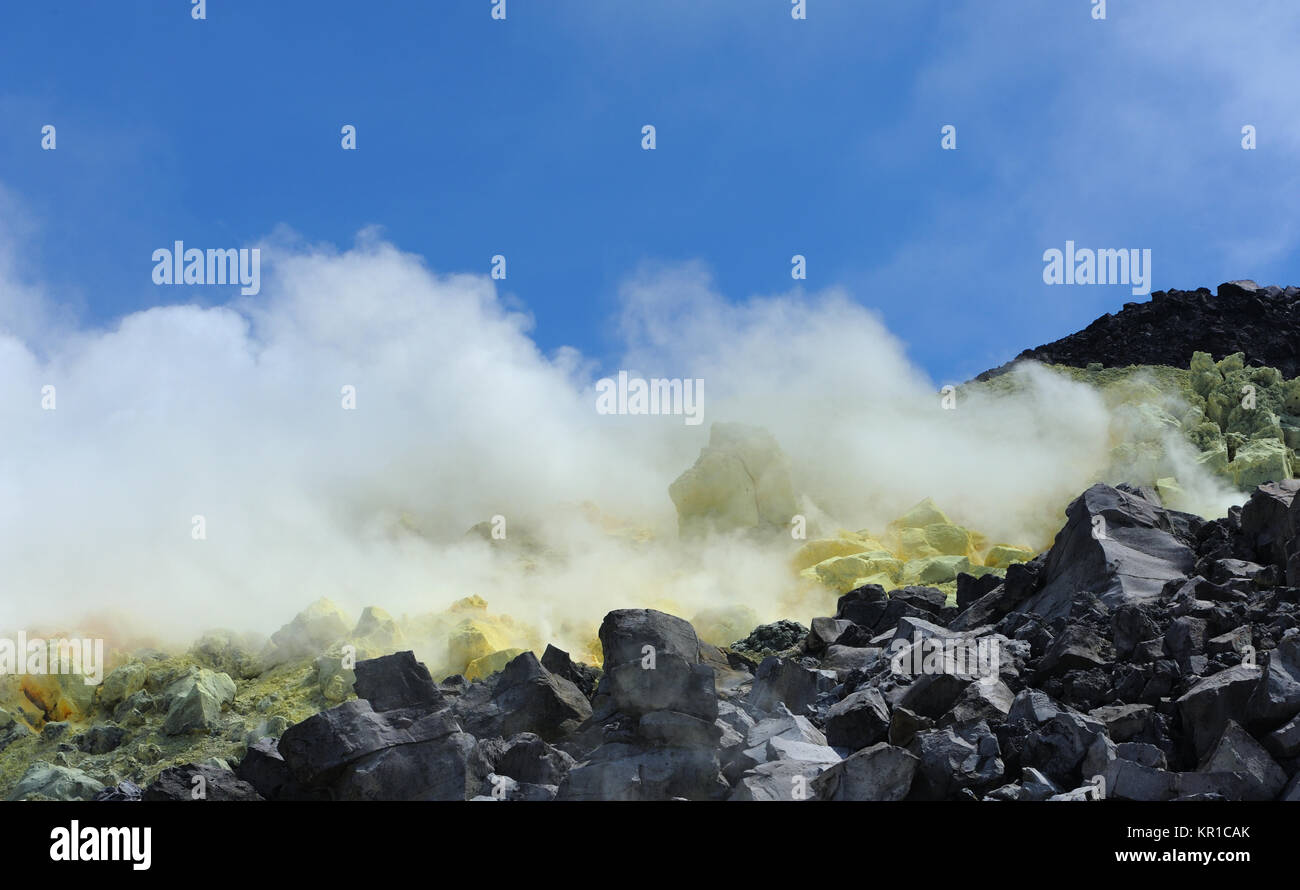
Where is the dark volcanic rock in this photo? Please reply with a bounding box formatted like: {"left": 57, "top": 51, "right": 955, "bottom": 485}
{"left": 732, "top": 620, "right": 809, "bottom": 656}
{"left": 480, "top": 732, "right": 575, "bottom": 786}
{"left": 1018, "top": 484, "right": 1196, "bottom": 622}
{"left": 541, "top": 644, "right": 600, "bottom": 698}
{"left": 352, "top": 651, "right": 444, "bottom": 713}
{"left": 557, "top": 742, "right": 725, "bottom": 801}
{"left": 977, "top": 282, "right": 1300, "bottom": 380}
{"left": 749, "top": 656, "right": 829, "bottom": 716}
{"left": 333, "top": 732, "right": 489, "bottom": 801}
{"left": 143, "top": 764, "right": 264, "bottom": 801}
{"left": 824, "top": 687, "right": 891, "bottom": 750}
{"left": 599, "top": 609, "right": 700, "bottom": 668}
{"left": 278, "top": 700, "right": 462, "bottom": 785}
{"left": 490, "top": 652, "right": 592, "bottom": 742}
{"left": 76, "top": 724, "right": 126, "bottom": 755}
{"left": 93, "top": 781, "right": 143, "bottom": 802}
{"left": 812, "top": 743, "right": 918, "bottom": 801}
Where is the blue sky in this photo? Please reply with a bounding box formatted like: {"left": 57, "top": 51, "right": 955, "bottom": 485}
{"left": 1, "top": 0, "right": 1297, "bottom": 384}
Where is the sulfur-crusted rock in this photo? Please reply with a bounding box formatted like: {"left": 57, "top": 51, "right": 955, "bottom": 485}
{"left": 669, "top": 423, "right": 797, "bottom": 538}
{"left": 161, "top": 667, "right": 236, "bottom": 736}
{"left": 8, "top": 763, "right": 105, "bottom": 801}
{"left": 266, "top": 599, "right": 352, "bottom": 664}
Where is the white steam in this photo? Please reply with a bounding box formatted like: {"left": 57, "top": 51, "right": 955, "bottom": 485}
{"left": 0, "top": 232, "right": 1240, "bottom": 649}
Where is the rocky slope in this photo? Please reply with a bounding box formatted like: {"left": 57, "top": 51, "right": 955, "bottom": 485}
{"left": 978, "top": 281, "right": 1300, "bottom": 381}
{"left": 10, "top": 479, "right": 1300, "bottom": 801}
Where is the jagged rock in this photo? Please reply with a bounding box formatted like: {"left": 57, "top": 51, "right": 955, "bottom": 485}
{"left": 895, "top": 672, "right": 970, "bottom": 719}
{"left": 98, "top": 662, "right": 147, "bottom": 711}
{"left": 481, "top": 733, "right": 575, "bottom": 786}
{"left": 352, "top": 651, "right": 444, "bottom": 713}
{"left": 1199, "top": 721, "right": 1287, "bottom": 801}
{"left": 940, "top": 679, "right": 1013, "bottom": 727}
{"left": 728, "top": 760, "right": 827, "bottom": 801}
{"left": 235, "top": 738, "right": 294, "bottom": 800}
{"left": 820, "top": 645, "right": 882, "bottom": 674}
{"left": 638, "top": 710, "right": 724, "bottom": 748}
{"left": 1207, "top": 626, "right": 1253, "bottom": 657}
{"left": 1178, "top": 660, "right": 1300, "bottom": 758}
{"left": 734, "top": 705, "right": 830, "bottom": 774}
{"left": 889, "top": 586, "right": 948, "bottom": 617}
{"left": 490, "top": 653, "right": 592, "bottom": 741}
{"left": 812, "top": 743, "right": 919, "bottom": 801}
{"left": 805, "top": 618, "right": 853, "bottom": 654}
{"left": 143, "top": 764, "right": 264, "bottom": 801}
{"left": 278, "top": 699, "right": 462, "bottom": 786}
{"left": 1089, "top": 703, "right": 1159, "bottom": 744}
{"left": 1163, "top": 616, "right": 1208, "bottom": 662}
{"left": 908, "top": 721, "right": 1003, "bottom": 799}
{"left": 557, "top": 743, "right": 725, "bottom": 801}
{"left": 1111, "top": 605, "right": 1160, "bottom": 660}
{"left": 1116, "top": 742, "right": 1166, "bottom": 769}
{"left": 957, "top": 572, "right": 1002, "bottom": 611}
{"left": 1021, "top": 711, "right": 1110, "bottom": 787}
{"left": 1007, "top": 688, "right": 1063, "bottom": 726}
{"left": 888, "top": 707, "right": 931, "bottom": 747}
{"left": 1018, "top": 485, "right": 1196, "bottom": 622}
{"left": 540, "top": 644, "right": 600, "bottom": 698}
{"left": 598, "top": 655, "right": 717, "bottom": 721}
{"left": 749, "top": 656, "right": 832, "bottom": 716}
{"left": 161, "top": 667, "right": 236, "bottom": 736}
{"left": 949, "top": 559, "right": 1043, "bottom": 631}
{"left": 334, "top": 731, "right": 489, "bottom": 801}
{"left": 1263, "top": 713, "right": 1300, "bottom": 759}
{"left": 1037, "top": 625, "right": 1112, "bottom": 676}
{"left": 94, "top": 781, "right": 143, "bottom": 802}
{"left": 824, "top": 686, "right": 890, "bottom": 750}
{"left": 7, "top": 763, "right": 105, "bottom": 801}
{"left": 599, "top": 608, "right": 700, "bottom": 668}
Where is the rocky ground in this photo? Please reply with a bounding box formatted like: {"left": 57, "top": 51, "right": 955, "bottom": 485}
{"left": 7, "top": 281, "right": 1300, "bottom": 802}
{"left": 12, "top": 477, "right": 1299, "bottom": 802}
{"left": 978, "top": 280, "right": 1300, "bottom": 380}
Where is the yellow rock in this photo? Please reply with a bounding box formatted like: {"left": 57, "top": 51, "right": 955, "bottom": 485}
{"left": 810, "top": 556, "right": 872, "bottom": 592}
{"left": 790, "top": 533, "right": 883, "bottom": 572}
{"left": 896, "top": 527, "right": 939, "bottom": 560}
{"left": 449, "top": 595, "right": 489, "bottom": 614}
{"left": 446, "top": 618, "right": 513, "bottom": 673}
{"left": 464, "top": 648, "right": 528, "bottom": 681}
{"left": 923, "top": 523, "right": 975, "bottom": 558}
{"left": 891, "top": 498, "right": 951, "bottom": 530}
{"left": 901, "top": 555, "right": 972, "bottom": 586}
{"left": 983, "top": 545, "right": 1035, "bottom": 569}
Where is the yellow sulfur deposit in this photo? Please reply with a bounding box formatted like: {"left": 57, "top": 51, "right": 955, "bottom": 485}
{"left": 793, "top": 498, "right": 1036, "bottom": 598}
{"left": 464, "top": 648, "right": 530, "bottom": 681}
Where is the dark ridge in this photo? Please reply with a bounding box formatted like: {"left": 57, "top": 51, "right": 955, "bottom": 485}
{"left": 976, "top": 281, "right": 1300, "bottom": 382}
